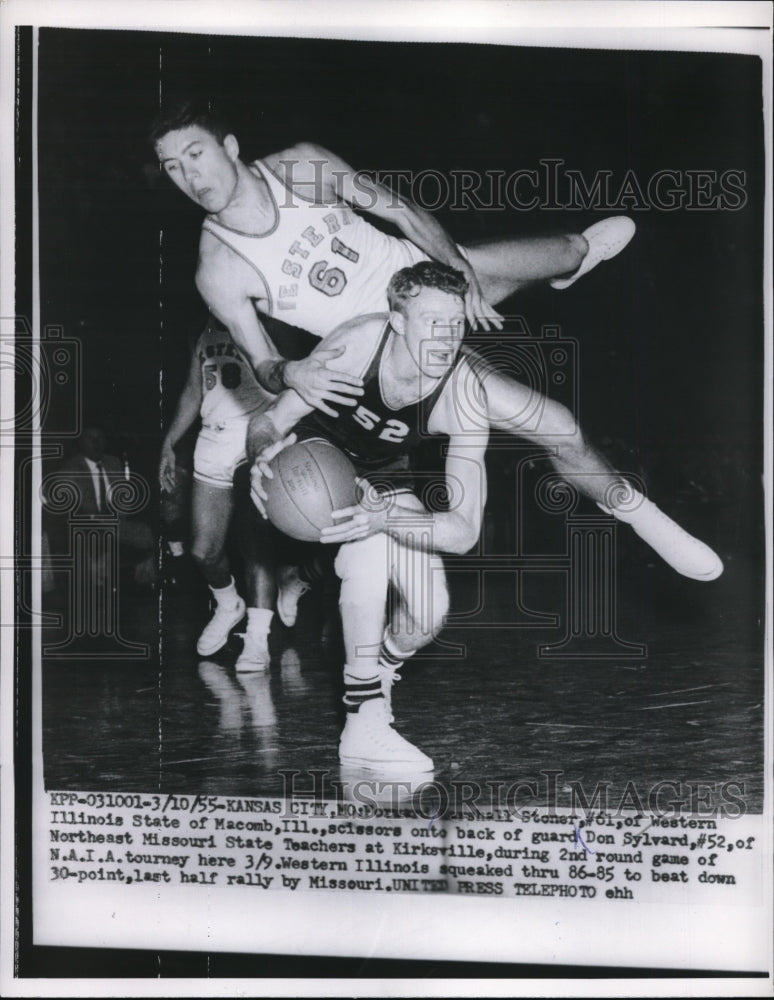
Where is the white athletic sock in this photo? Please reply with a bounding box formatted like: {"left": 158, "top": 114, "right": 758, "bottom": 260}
{"left": 596, "top": 485, "right": 647, "bottom": 521}
{"left": 210, "top": 576, "right": 240, "bottom": 608}
{"left": 343, "top": 669, "right": 383, "bottom": 712}
{"left": 379, "top": 632, "right": 413, "bottom": 670}
{"left": 246, "top": 607, "right": 274, "bottom": 634}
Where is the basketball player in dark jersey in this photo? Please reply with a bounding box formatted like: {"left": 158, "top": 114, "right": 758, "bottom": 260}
{"left": 248, "top": 263, "right": 488, "bottom": 772}
{"left": 248, "top": 260, "right": 724, "bottom": 771}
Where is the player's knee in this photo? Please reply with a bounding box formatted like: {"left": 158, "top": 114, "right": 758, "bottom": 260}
{"left": 412, "top": 571, "right": 449, "bottom": 641}
{"left": 190, "top": 538, "right": 224, "bottom": 571}
{"left": 335, "top": 534, "right": 390, "bottom": 598}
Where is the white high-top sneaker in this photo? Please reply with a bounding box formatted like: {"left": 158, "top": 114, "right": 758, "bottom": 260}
{"left": 339, "top": 698, "right": 433, "bottom": 774}
{"left": 550, "top": 217, "right": 636, "bottom": 289}
{"left": 235, "top": 627, "right": 270, "bottom": 672}
{"left": 600, "top": 491, "right": 723, "bottom": 581}
{"left": 196, "top": 595, "right": 246, "bottom": 656}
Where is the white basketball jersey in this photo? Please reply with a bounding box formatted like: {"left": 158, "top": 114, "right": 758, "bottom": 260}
{"left": 201, "top": 160, "right": 426, "bottom": 337}
{"left": 196, "top": 321, "right": 270, "bottom": 426}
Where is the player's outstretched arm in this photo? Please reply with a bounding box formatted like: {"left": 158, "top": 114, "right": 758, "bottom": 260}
{"left": 159, "top": 348, "right": 202, "bottom": 493}
{"left": 246, "top": 390, "right": 310, "bottom": 516}
{"left": 196, "top": 243, "right": 364, "bottom": 413}
{"left": 196, "top": 249, "right": 279, "bottom": 369}
{"left": 320, "top": 433, "right": 487, "bottom": 553}
{"left": 272, "top": 142, "right": 502, "bottom": 332}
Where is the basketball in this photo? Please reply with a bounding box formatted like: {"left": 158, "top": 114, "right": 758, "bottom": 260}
{"left": 263, "top": 439, "right": 359, "bottom": 541}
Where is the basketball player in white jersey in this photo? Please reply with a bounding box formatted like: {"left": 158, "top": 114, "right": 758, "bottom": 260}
{"left": 152, "top": 104, "right": 722, "bottom": 584}
{"left": 151, "top": 103, "right": 634, "bottom": 407}
{"left": 159, "top": 315, "right": 278, "bottom": 670}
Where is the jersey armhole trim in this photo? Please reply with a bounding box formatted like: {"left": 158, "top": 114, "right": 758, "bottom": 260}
{"left": 200, "top": 226, "right": 275, "bottom": 317}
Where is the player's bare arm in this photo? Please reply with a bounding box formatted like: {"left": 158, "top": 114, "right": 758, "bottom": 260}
{"left": 321, "top": 360, "right": 490, "bottom": 553}
{"left": 159, "top": 347, "right": 203, "bottom": 493}
{"left": 248, "top": 314, "right": 384, "bottom": 511}
{"left": 197, "top": 230, "right": 365, "bottom": 412}
{"left": 265, "top": 142, "right": 502, "bottom": 331}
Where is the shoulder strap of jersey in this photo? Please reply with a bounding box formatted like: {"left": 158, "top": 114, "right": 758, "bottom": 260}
{"left": 251, "top": 157, "right": 318, "bottom": 205}
{"left": 420, "top": 353, "right": 465, "bottom": 429}
{"left": 364, "top": 321, "right": 393, "bottom": 383}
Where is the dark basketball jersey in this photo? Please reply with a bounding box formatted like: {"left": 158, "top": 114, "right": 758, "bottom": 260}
{"left": 297, "top": 322, "right": 458, "bottom": 490}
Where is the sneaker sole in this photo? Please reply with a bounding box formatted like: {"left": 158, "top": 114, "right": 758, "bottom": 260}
{"left": 674, "top": 557, "right": 724, "bottom": 582}
{"left": 235, "top": 660, "right": 269, "bottom": 673}
{"left": 339, "top": 752, "right": 434, "bottom": 775}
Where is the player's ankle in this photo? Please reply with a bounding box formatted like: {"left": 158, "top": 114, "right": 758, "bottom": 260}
{"left": 246, "top": 607, "right": 273, "bottom": 634}
{"left": 567, "top": 232, "right": 588, "bottom": 268}
{"left": 343, "top": 670, "right": 384, "bottom": 712}
{"left": 597, "top": 484, "right": 649, "bottom": 521}
{"left": 210, "top": 576, "right": 240, "bottom": 605}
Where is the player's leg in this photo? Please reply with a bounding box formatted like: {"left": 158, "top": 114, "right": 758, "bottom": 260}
{"left": 334, "top": 534, "right": 432, "bottom": 772}
{"left": 230, "top": 462, "right": 277, "bottom": 671}
{"left": 190, "top": 479, "right": 246, "bottom": 656}
{"left": 463, "top": 217, "right": 636, "bottom": 302}
{"left": 380, "top": 530, "right": 449, "bottom": 732}
{"left": 334, "top": 535, "right": 389, "bottom": 686}
{"left": 373, "top": 492, "right": 449, "bottom": 718}
{"left": 473, "top": 360, "right": 723, "bottom": 580}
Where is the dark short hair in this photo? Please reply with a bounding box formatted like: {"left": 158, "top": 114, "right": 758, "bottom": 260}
{"left": 149, "top": 99, "right": 231, "bottom": 148}
{"left": 387, "top": 261, "right": 468, "bottom": 314}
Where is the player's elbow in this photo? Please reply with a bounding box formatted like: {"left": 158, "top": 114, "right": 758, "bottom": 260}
{"left": 444, "top": 517, "right": 481, "bottom": 555}
{"left": 394, "top": 199, "right": 426, "bottom": 235}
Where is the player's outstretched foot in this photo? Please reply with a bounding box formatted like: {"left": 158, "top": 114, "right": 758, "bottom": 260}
{"left": 235, "top": 628, "right": 270, "bottom": 672}
{"left": 276, "top": 565, "right": 310, "bottom": 627}
{"left": 339, "top": 698, "right": 433, "bottom": 774}
{"left": 600, "top": 494, "right": 723, "bottom": 581}
{"left": 196, "top": 595, "right": 246, "bottom": 656}
{"left": 550, "top": 216, "right": 636, "bottom": 290}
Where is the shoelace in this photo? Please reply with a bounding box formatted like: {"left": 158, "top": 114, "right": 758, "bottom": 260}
{"left": 379, "top": 668, "right": 402, "bottom": 722}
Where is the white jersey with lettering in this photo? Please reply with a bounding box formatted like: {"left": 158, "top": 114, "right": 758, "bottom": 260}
{"left": 196, "top": 320, "right": 270, "bottom": 428}
{"left": 201, "top": 159, "right": 427, "bottom": 337}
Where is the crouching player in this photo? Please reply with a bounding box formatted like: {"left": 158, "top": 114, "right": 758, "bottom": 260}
{"left": 249, "top": 263, "right": 489, "bottom": 772}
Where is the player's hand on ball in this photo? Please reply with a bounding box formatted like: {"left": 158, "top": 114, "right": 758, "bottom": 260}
{"left": 285, "top": 347, "right": 364, "bottom": 418}
{"left": 320, "top": 502, "right": 386, "bottom": 544}
{"left": 159, "top": 442, "right": 177, "bottom": 493}
{"left": 250, "top": 433, "right": 297, "bottom": 517}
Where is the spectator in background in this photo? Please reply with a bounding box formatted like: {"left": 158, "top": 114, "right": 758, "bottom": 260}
{"left": 54, "top": 426, "right": 156, "bottom": 589}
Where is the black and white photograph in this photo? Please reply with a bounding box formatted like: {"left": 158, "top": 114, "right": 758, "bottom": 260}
{"left": 2, "top": 0, "right": 772, "bottom": 994}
